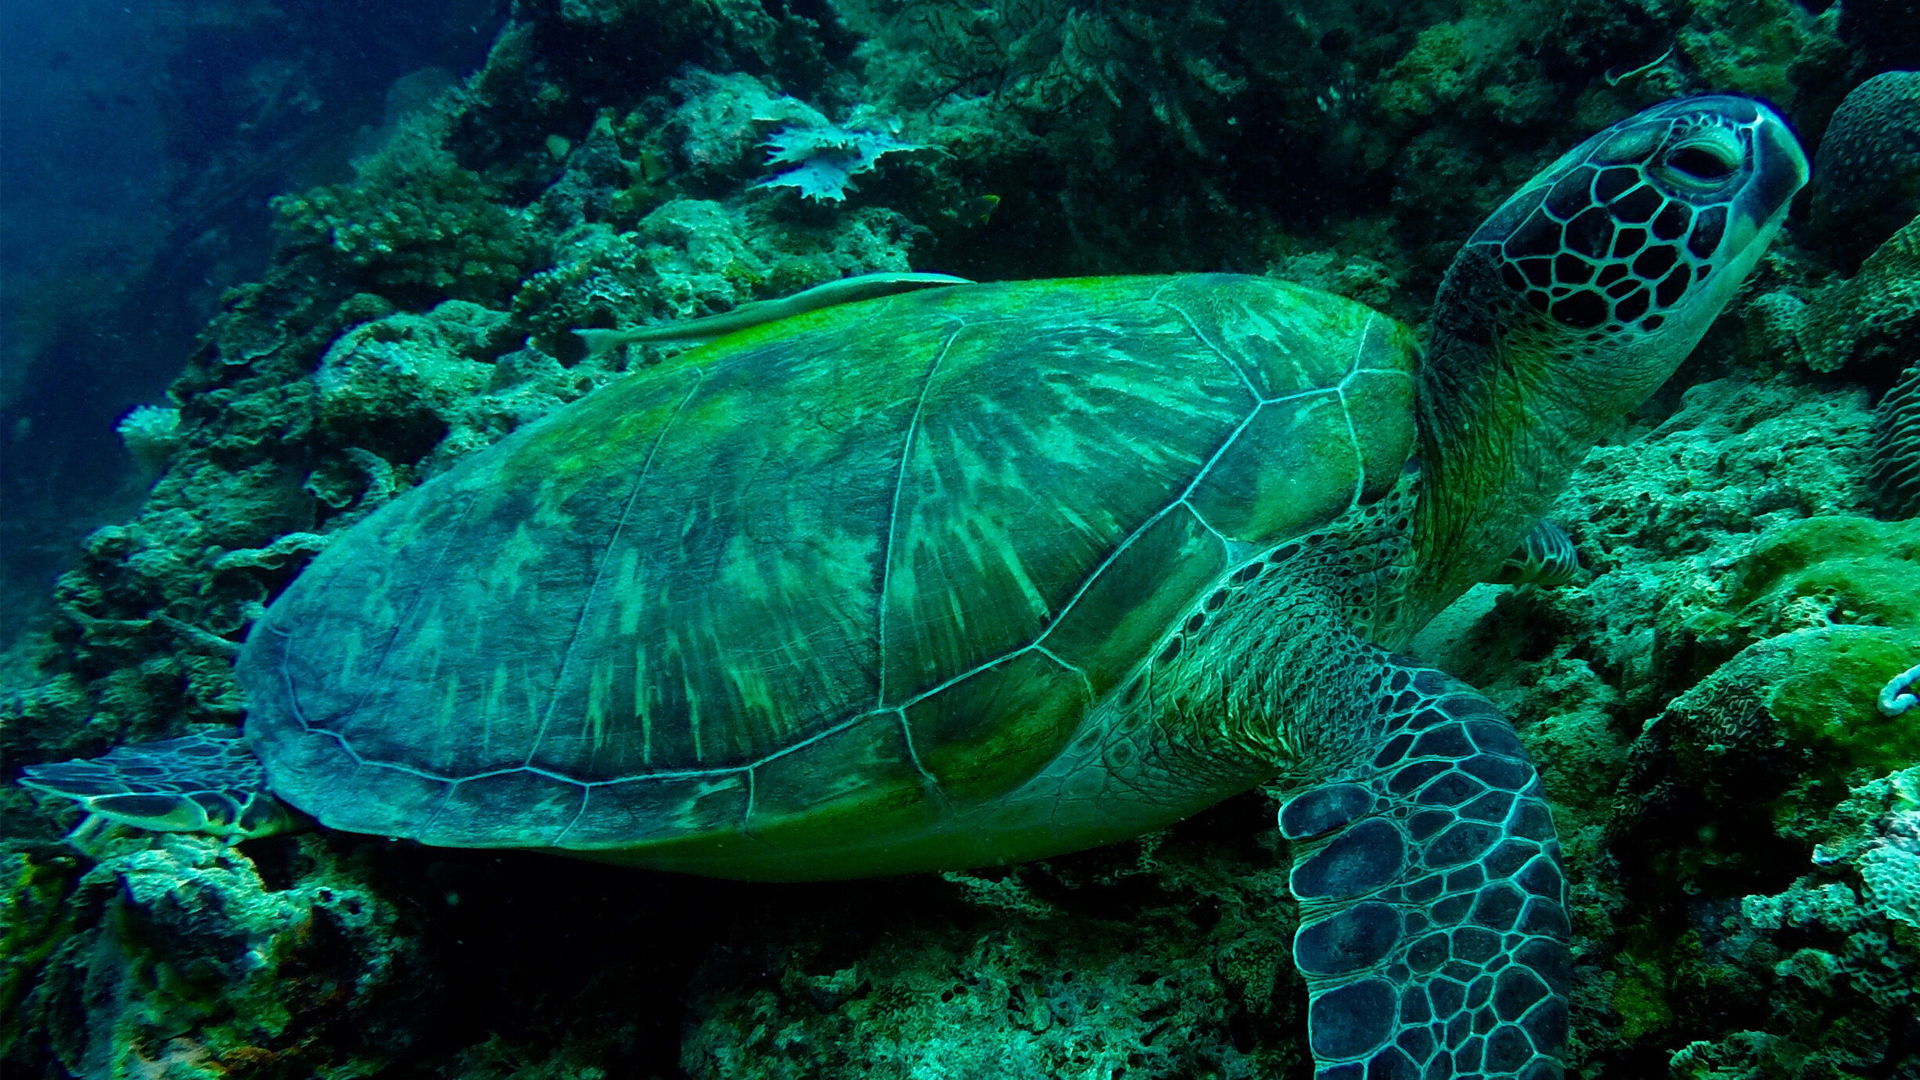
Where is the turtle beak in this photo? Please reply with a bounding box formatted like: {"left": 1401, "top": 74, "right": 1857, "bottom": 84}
{"left": 1713, "top": 102, "right": 1808, "bottom": 280}
{"left": 1745, "top": 103, "right": 1809, "bottom": 230}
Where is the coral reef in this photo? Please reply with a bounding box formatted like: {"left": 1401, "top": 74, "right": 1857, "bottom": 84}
{"left": 682, "top": 825, "right": 1301, "bottom": 1080}
{"left": 1673, "top": 0, "right": 1847, "bottom": 117}
{"left": 1614, "top": 610, "right": 1917, "bottom": 887}
{"left": 271, "top": 107, "right": 542, "bottom": 305}
{"left": 4, "top": 2, "right": 1920, "bottom": 1079}
{"left": 1667, "top": 768, "right": 1920, "bottom": 1079}
{"left": 1, "top": 835, "right": 417, "bottom": 1078}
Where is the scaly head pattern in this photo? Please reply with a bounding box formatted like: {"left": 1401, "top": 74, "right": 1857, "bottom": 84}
{"left": 1480, "top": 94, "right": 1807, "bottom": 343}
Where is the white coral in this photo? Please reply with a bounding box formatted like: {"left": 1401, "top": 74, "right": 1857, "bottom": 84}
{"left": 117, "top": 405, "right": 181, "bottom": 472}
{"left": 1861, "top": 841, "right": 1920, "bottom": 937}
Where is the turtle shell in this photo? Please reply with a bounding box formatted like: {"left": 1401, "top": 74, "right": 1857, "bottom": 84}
{"left": 240, "top": 275, "right": 1416, "bottom": 874}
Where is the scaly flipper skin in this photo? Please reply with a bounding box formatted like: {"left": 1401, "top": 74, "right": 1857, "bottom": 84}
{"left": 1281, "top": 657, "right": 1568, "bottom": 1080}
{"left": 1493, "top": 521, "right": 1578, "bottom": 586}
{"left": 19, "top": 730, "right": 297, "bottom": 841}
{"left": 1147, "top": 476, "right": 1572, "bottom": 1078}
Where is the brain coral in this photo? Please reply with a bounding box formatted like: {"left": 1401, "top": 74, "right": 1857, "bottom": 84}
{"left": 1814, "top": 70, "right": 1920, "bottom": 269}
{"left": 1872, "top": 360, "right": 1920, "bottom": 518}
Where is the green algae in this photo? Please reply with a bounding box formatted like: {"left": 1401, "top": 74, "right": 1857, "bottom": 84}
{"left": 1710, "top": 516, "right": 1920, "bottom": 820}
{"left": 1768, "top": 627, "right": 1920, "bottom": 790}
{"left": 1727, "top": 515, "right": 1920, "bottom": 626}
{"left": 0, "top": 853, "right": 81, "bottom": 1062}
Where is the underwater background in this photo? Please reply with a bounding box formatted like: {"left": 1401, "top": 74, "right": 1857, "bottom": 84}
{"left": 0, "top": 0, "right": 1916, "bottom": 1077}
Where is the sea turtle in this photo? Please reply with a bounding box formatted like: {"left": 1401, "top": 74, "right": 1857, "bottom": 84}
{"left": 23, "top": 95, "right": 1807, "bottom": 1079}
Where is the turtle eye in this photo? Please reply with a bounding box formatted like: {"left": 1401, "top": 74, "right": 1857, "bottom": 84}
{"left": 1660, "top": 143, "right": 1738, "bottom": 187}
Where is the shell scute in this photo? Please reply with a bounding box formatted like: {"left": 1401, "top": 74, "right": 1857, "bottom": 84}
{"left": 875, "top": 287, "right": 1250, "bottom": 699}
{"left": 1187, "top": 392, "right": 1360, "bottom": 538}
{"left": 1042, "top": 507, "right": 1229, "bottom": 701}
{"left": 564, "top": 772, "right": 748, "bottom": 848}
{"left": 905, "top": 648, "right": 1093, "bottom": 802}
{"left": 748, "top": 712, "right": 933, "bottom": 828}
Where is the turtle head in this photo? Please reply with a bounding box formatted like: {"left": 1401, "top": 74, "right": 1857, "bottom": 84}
{"left": 1410, "top": 96, "right": 1806, "bottom": 616}
{"left": 1431, "top": 95, "right": 1808, "bottom": 412}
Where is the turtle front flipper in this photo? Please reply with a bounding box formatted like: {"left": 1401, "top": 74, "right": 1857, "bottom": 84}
{"left": 1490, "top": 521, "right": 1578, "bottom": 586}
{"left": 19, "top": 730, "right": 298, "bottom": 842}
{"left": 1280, "top": 660, "right": 1569, "bottom": 1079}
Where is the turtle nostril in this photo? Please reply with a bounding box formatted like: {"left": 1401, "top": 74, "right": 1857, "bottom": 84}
{"left": 1665, "top": 145, "right": 1735, "bottom": 181}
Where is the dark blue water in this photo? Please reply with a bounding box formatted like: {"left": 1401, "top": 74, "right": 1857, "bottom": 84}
{"left": 0, "top": 0, "right": 503, "bottom": 644}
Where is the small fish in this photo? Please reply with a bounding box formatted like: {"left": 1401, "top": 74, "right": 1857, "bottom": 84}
{"left": 575, "top": 272, "right": 973, "bottom": 355}
{"left": 637, "top": 150, "right": 671, "bottom": 183}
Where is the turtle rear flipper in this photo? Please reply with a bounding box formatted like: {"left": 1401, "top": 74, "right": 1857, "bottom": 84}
{"left": 20, "top": 730, "right": 298, "bottom": 842}
{"left": 1281, "top": 661, "right": 1569, "bottom": 1079}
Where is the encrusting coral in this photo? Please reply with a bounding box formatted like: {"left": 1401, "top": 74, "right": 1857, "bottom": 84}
{"left": 1783, "top": 213, "right": 1920, "bottom": 376}
{"left": 4, "top": 835, "right": 418, "bottom": 1077}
